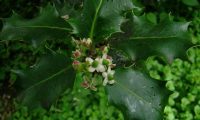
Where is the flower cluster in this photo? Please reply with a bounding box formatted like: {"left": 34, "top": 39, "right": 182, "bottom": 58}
{"left": 71, "top": 38, "right": 116, "bottom": 91}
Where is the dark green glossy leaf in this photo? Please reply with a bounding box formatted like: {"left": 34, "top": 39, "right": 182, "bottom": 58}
{"left": 0, "top": 4, "right": 70, "bottom": 46}
{"left": 68, "top": 0, "right": 136, "bottom": 42}
{"left": 106, "top": 68, "right": 169, "bottom": 120}
{"left": 54, "top": 0, "right": 81, "bottom": 17}
{"left": 13, "top": 52, "right": 75, "bottom": 109}
{"left": 110, "top": 15, "right": 192, "bottom": 63}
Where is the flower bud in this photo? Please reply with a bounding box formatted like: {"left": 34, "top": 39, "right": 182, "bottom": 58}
{"left": 86, "top": 38, "right": 92, "bottom": 46}
{"left": 81, "top": 38, "right": 92, "bottom": 47}
{"left": 72, "top": 60, "right": 81, "bottom": 70}
{"left": 81, "top": 81, "right": 89, "bottom": 88}
{"left": 90, "top": 85, "right": 97, "bottom": 91}
{"left": 72, "top": 39, "right": 79, "bottom": 46}
{"left": 72, "top": 50, "right": 81, "bottom": 58}
{"left": 103, "top": 46, "right": 109, "bottom": 53}
{"left": 61, "top": 14, "right": 69, "bottom": 20}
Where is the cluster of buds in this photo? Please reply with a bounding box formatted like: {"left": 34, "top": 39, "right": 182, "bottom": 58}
{"left": 71, "top": 38, "right": 116, "bottom": 91}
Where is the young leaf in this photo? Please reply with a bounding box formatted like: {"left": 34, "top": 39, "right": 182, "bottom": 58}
{"left": 68, "top": 0, "right": 136, "bottom": 42}
{"left": 0, "top": 4, "right": 71, "bottom": 46}
{"left": 13, "top": 53, "right": 75, "bottom": 109}
{"left": 106, "top": 68, "right": 169, "bottom": 120}
{"left": 110, "top": 15, "right": 193, "bottom": 63}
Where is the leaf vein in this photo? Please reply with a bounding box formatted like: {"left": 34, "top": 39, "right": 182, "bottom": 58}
{"left": 23, "top": 66, "right": 70, "bottom": 93}
{"left": 116, "top": 81, "right": 162, "bottom": 113}
{"left": 14, "top": 26, "right": 71, "bottom": 31}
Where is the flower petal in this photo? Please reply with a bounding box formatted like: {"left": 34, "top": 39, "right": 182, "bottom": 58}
{"left": 108, "top": 80, "right": 115, "bottom": 84}
{"left": 102, "top": 53, "right": 107, "bottom": 59}
{"left": 102, "top": 72, "right": 108, "bottom": 78}
{"left": 88, "top": 66, "right": 95, "bottom": 72}
{"left": 86, "top": 57, "right": 94, "bottom": 64}
{"left": 96, "top": 65, "right": 106, "bottom": 72}
{"left": 103, "top": 78, "right": 108, "bottom": 86}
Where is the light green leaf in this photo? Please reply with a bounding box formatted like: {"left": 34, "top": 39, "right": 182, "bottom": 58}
{"left": 14, "top": 52, "right": 75, "bottom": 109}
{"left": 68, "top": 0, "right": 136, "bottom": 42}
{"left": 182, "top": 0, "right": 199, "bottom": 6}
{"left": 0, "top": 4, "right": 71, "bottom": 46}
{"left": 110, "top": 15, "right": 192, "bottom": 63}
{"left": 106, "top": 68, "right": 169, "bottom": 120}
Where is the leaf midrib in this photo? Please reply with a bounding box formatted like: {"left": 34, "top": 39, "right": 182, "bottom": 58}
{"left": 23, "top": 66, "right": 71, "bottom": 93}
{"left": 115, "top": 81, "right": 162, "bottom": 113}
{"left": 89, "top": 0, "right": 103, "bottom": 39}
{"left": 14, "top": 26, "right": 71, "bottom": 31}
{"left": 130, "top": 35, "right": 177, "bottom": 40}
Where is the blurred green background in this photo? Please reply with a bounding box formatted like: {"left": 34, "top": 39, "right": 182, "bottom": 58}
{"left": 0, "top": 0, "right": 200, "bottom": 120}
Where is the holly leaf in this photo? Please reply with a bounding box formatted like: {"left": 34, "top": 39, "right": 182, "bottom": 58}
{"left": 68, "top": 0, "right": 137, "bottom": 42}
{"left": 13, "top": 52, "right": 75, "bottom": 109}
{"left": 106, "top": 68, "right": 169, "bottom": 120}
{"left": 54, "top": 0, "right": 81, "bottom": 17}
{"left": 0, "top": 4, "right": 71, "bottom": 46}
{"left": 110, "top": 15, "right": 192, "bottom": 63}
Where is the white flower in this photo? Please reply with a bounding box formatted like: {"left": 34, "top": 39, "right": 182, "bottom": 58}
{"left": 85, "top": 57, "right": 106, "bottom": 72}
{"left": 86, "top": 38, "right": 92, "bottom": 45}
{"left": 102, "top": 53, "right": 116, "bottom": 68}
{"left": 103, "top": 78, "right": 108, "bottom": 86}
{"left": 102, "top": 53, "right": 107, "bottom": 59}
{"left": 95, "top": 57, "right": 106, "bottom": 72}
{"left": 102, "top": 67, "right": 115, "bottom": 86}
{"left": 86, "top": 57, "right": 93, "bottom": 64}
{"left": 86, "top": 57, "right": 95, "bottom": 72}
{"left": 88, "top": 67, "right": 95, "bottom": 72}
{"left": 102, "top": 53, "right": 111, "bottom": 65}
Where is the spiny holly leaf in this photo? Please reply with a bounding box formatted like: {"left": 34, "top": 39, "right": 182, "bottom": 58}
{"left": 0, "top": 4, "right": 70, "bottom": 46}
{"left": 106, "top": 68, "right": 169, "bottom": 120}
{"left": 110, "top": 15, "right": 193, "bottom": 63}
{"left": 68, "top": 0, "right": 137, "bottom": 42}
{"left": 13, "top": 52, "right": 75, "bottom": 109}
{"left": 54, "top": 0, "right": 81, "bottom": 17}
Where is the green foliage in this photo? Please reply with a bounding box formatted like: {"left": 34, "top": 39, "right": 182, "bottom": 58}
{"left": 68, "top": 0, "right": 135, "bottom": 42}
{"left": 146, "top": 48, "right": 200, "bottom": 120}
{"left": 189, "top": 11, "right": 200, "bottom": 44}
{"left": 13, "top": 52, "right": 75, "bottom": 109}
{"left": 182, "top": 0, "right": 199, "bottom": 6}
{"left": 106, "top": 68, "right": 168, "bottom": 120}
{"left": 0, "top": 5, "right": 70, "bottom": 46}
{"left": 110, "top": 15, "right": 192, "bottom": 63}
{"left": 11, "top": 88, "right": 123, "bottom": 120}
{"left": 0, "top": 0, "right": 51, "bottom": 18}
{"left": 0, "top": 0, "right": 194, "bottom": 119}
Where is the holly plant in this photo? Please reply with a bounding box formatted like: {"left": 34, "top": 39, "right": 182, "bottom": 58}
{"left": 0, "top": 0, "right": 193, "bottom": 120}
